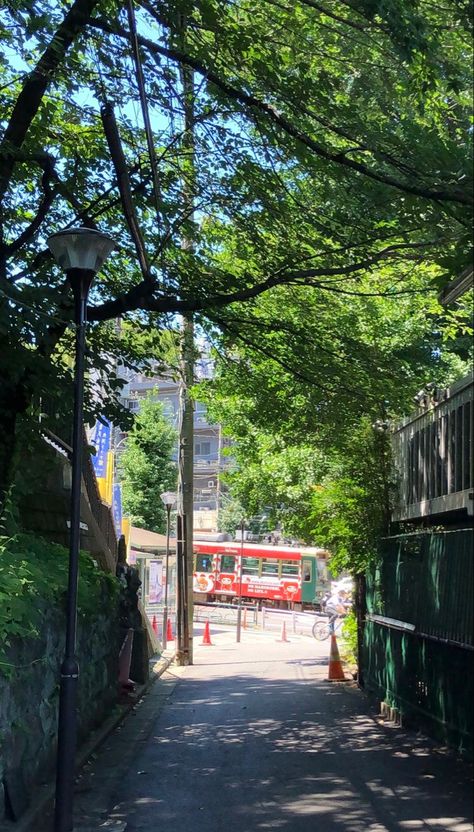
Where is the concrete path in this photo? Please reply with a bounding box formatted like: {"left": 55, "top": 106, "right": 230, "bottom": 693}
{"left": 71, "top": 624, "right": 472, "bottom": 832}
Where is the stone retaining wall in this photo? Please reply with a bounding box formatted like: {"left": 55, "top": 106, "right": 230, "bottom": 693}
{"left": 0, "top": 598, "right": 120, "bottom": 820}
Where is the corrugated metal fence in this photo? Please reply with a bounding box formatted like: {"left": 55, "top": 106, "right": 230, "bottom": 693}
{"left": 362, "top": 529, "right": 473, "bottom": 754}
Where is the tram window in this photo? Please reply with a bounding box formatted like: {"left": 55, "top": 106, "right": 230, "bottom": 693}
{"left": 261, "top": 559, "right": 279, "bottom": 576}
{"left": 220, "top": 555, "right": 236, "bottom": 572}
{"left": 196, "top": 554, "right": 213, "bottom": 573}
{"left": 302, "top": 560, "right": 312, "bottom": 582}
{"left": 281, "top": 560, "right": 299, "bottom": 576}
{"left": 242, "top": 557, "right": 259, "bottom": 575}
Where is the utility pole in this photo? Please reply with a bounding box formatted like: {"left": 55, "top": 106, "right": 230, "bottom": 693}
{"left": 175, "top": 14, "right": 195, "bottom": 666}
{"left": 176, "top": 315, "right": 194, "bottom": 665}
{"left": 236, "top": 517, "right": 245, "bottom": 643}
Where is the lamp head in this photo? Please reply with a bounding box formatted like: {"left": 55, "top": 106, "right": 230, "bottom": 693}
{"left": 160, "top": 491, "right": 177, "bottom": 509}
{"left": 47, "top": 227, "right": 116, "bottom": 274}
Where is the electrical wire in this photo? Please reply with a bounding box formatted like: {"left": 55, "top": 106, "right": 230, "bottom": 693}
{"left": 126, "top": 0, "right": 163, "bottom": 242}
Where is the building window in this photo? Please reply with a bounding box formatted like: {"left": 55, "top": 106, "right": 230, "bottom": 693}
{"left": 195, "top": 441, "right": 211, "bottom": 457}
{"left": 161, "top": 399, "right": 175, "bottom": 418}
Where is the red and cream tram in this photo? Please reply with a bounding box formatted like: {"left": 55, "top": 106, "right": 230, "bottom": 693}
{"left": 193, "top": 539, "right": 330, "bottom": 609}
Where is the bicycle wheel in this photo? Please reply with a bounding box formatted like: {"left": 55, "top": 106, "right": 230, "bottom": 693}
{"left": 312, "top": 621, "right": 330, "bottom": 641}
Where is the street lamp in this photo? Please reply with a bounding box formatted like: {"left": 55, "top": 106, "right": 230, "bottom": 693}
{"left": 160, "top": 490, "right": 177, "bottom": 649}
{"left": 47, "top": 227, "right": 116, "bottom": 832}
{"left": 236, "top": 517, "right": 245, "bottom": 643}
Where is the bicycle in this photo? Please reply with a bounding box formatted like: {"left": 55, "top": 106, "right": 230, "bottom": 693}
{"left": 312, "top": 615, "right": 344, "bottom": 641}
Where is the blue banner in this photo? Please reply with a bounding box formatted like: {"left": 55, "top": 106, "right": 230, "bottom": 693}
{"left": 92, "top": 419, "right": 111, "bottom": 477}
{"left": 112, "top": 483, "right": 123, "bottom": 537}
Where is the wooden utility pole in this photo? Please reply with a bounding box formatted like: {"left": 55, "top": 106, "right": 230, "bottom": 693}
{"left": 175, "top": 17, "right": 195, "bottom": 666}
{"left": 176, "top": 316, "right": 194, "bottom": 665}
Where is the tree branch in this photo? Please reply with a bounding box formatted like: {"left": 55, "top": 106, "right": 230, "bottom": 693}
{"left": 90, "top": 17, "right": 472, "bottom": 206}
{"left": 100, "top": 101, "right": 152, "bottom": 281}
{"left": 87, "top": 240, "right": 435, "bottom": 322}
{"left": 0, "top": 0, "right": 102, "bottom": 203}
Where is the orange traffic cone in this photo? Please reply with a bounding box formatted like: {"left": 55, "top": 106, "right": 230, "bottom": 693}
{"left": 201, "top": 620, "right": 213, "bottom": 645}
{"left": 166, "top": 617, "right": 174, "bottom": 642}
{"left": 151, "top": 615, "right": 158, "bottom": 636}
{"left": 328, "top": 634, "right": 346, "bottom": 681}
{"left": 242, "top": 608, "right": 247, "bottom": 629}
{"left": 276, "top": 620, "right": 290, "bottom": 643}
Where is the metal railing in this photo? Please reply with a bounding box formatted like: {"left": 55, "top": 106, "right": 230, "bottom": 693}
{"left": 260, "top": 606, "right": 321, "bottom": 634}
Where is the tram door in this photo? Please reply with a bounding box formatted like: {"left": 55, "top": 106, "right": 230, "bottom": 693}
{"left": 301, "top": 556, "right": 317, "bottom": 605}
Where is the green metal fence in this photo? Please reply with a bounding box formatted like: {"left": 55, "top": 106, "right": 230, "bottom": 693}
{"left": 362, "top": 528, "right": 473, "bottom": 754}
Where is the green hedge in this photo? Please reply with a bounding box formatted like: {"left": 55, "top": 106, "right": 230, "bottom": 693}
{"left": 0, "top": 533, "right": 118, "bottom": 675}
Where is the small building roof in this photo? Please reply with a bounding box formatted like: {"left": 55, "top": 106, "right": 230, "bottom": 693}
{"left": 131, "top": 526, "right": 173, "bottom": 551}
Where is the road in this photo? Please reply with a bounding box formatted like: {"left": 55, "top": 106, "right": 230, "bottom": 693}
{"left": 72, "top": 623, "right": 473, "bottom": 832}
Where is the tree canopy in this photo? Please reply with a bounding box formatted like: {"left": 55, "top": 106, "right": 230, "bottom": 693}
{"left": 199, "top": 279, "right": 472, "bottom": 570}
{"left": 0, "top": 0, "right": 472, "bottom": 506}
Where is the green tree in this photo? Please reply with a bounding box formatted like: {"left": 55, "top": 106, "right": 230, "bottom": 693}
{"left": 0, "top": 0, "right": 472, "bottom": 511}
{"left": 200, "top": 277, "right": 471, "bottom": 569}
{"left": 119, "top": 396, "right": 177, "bottom": 533}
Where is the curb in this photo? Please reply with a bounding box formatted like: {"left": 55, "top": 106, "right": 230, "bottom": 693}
{"left": 0, "top": 652, "right": 175, "bottom": 832}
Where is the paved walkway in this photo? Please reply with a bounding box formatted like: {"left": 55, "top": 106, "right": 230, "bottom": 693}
{"left": 67, "top": 625, "right": 472, "bottom": 831}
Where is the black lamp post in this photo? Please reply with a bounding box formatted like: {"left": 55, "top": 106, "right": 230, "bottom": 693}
{"left": 160, "top": 490, "right": 177, "bottom": 649}
{"left": 47, "top": 227, "right": 116, "bottom": 832}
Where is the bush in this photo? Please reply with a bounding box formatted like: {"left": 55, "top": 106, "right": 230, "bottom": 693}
{"left": 0, "top": 533, "right": 118, "bottom": 671}
{"left": 341, "top": 610, "right": 358, "bottom": 667}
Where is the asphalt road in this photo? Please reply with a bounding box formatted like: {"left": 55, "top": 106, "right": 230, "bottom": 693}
{"left": 73, "top": 624, "right": 473, "bottom": 832}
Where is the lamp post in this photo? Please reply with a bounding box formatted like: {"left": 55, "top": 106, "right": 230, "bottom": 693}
{"left": 160, "top": 490, "right": 177, "bottom": 649}
{"left": 47, "top": 227, "right": 116, "bottom": 832}
{"left": 236, "top": 517, "right": 245, "bottom": 643}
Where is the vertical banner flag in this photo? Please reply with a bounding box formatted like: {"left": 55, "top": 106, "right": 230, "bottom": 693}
{"left": 112, "top": 483, "right": 123, "bottom": 538}
{"left": 91, "top": 419, "right": 111, "bottom": 477}
{"left": 105, "top": 450, "right": 114, "bottom": 504}
{"left": 148, "top": 560, "right": 163, "bottom": 604}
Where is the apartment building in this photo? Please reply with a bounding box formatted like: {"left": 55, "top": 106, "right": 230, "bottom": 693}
{"left": 117, "top": 367, "right": 229, "bottom": 532}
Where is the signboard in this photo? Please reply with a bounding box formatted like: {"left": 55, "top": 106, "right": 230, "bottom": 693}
{"left": 148, "top": 560, "right": 163, "bottom": 604}
{"left": 112, "top": 483, "right": 122, "bottom": 537}
{"left": 91, "top": 419, "right": 111, "bottom": 477}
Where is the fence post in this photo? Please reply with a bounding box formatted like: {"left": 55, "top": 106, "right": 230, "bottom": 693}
{"left": 262, "top": 606, "right": 266, "bottom": 629}
{"left": 292, "top": 609, "right": 296, "bottom": 633}
{"left": 355, "top": 573, "right": 366, "bottom": 688}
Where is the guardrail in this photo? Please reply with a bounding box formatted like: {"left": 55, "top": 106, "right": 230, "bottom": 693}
{"left": 194, "top": 602, "right": 258, "bottom": 626}
{"left": 260, "top": 606, "right": 322, "bottom": 634}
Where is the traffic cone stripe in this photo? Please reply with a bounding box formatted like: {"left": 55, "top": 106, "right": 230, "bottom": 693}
{"left": 276, "top": 620, "right": 290, "bottom": 642}
{"left": 327, "top": 634, "right": 346, "bottom": 681}
{"left": 201, "top": 620, "right": 213, "bottom": 645}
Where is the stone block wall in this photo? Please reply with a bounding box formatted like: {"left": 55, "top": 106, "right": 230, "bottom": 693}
{"left": 0, "top": 598, "right": 120, "bottom": 820}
